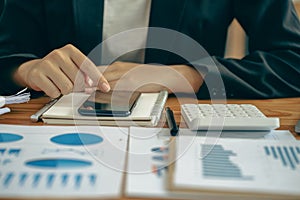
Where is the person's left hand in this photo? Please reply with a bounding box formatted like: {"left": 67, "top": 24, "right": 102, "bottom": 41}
{"left": 97, "top": 61, "right": 204, "bottom": 94}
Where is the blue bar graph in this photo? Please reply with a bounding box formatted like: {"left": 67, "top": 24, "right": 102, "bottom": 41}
{"left": 264, "top": 146, "right": 270, "bottom": 155}
{"left": 46, "top": 173, "right": 55, "bottom": 188}
{"left": 297, "top": 147, "right": 300, "bottom": 154}
{"left": 0, "top": 149, "right": 6, "bottom": 155}
{"left": 277, "top": 147, "right": 287, "bottom": 167}
{"left": 201, "top": 144, "right": 252, "bottom": 180}
{"left": 0, "top": 148, "right": 21, "bottom": 157}
{"left": 264, "top": 145, "right": 300, "bottom": 170}
{"left": 61, "top": 174, "right": 69, "bottom": 186}
{"left": 32, "top": 173, "right": 41, "bottom": 188}
{"left": 8, "top": 149, "right": 21, "bottom": 157}
{"left": 271, "top": 146, "right": 278, "bottom": 159}
{"left": 89, "top": 174, "right": 97, "bottom": 186}
{"left": 290, "top": 147, "right": 299, "bottom": 164}
{"left": 19, "top": 173, "right": 28, "bottom": 186}
{"left": 151, "top": 147, "right": 168, "bottom": 153}
{"left": 283, "top": 147, "right": 295, "bottom": 170}
{"left": 74, "top": 174, "right": 82, "bottom": 189}
{"left": 1, "top": 172, "right": 98, "bottom": 189}
{"left": 3, "top": 172, "right": 14, "bottom": 187}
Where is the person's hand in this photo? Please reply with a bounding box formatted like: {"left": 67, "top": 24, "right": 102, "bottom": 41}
{"left": 98, "top": 61, "right": 203, "bottom": 93}
{"left": 14, "top": 44, "right": 110, "bottom": 98}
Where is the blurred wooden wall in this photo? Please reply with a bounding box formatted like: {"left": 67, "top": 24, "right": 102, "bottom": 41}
{"left": 224, "top": 1, "right": 300, "bottom": 59}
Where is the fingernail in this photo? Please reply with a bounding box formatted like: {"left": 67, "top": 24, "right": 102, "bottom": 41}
{"left": 85, "top": 87, "right": 97, "bottom": 94}
{"left": 101, "top": 82, "right": 110, "bottom": 92}
{"left": 86, "top": 77, "right": 93, "bottom": 87}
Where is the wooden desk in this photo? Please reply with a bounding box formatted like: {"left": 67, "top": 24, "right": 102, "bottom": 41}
{"left": 1, "top": 96, "right": 300, "bottom": 138}
{"left": 0, "top": 96, "right": 299, "bottom": 200}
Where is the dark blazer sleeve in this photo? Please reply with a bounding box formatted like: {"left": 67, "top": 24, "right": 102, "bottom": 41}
{"left": 0, "top": 1, "right": 48, "bottom": 95}
{"left": 197, "top": 0, "right": 300, "bottom": 99}
{"left": 0, "top": 0, "right": 98, "bottom": 96}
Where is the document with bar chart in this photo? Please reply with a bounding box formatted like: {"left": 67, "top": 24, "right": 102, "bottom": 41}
{"left": 0, "top": 124, "right": 128, "bottom": 198}
{"left": 169, "top": 137, "right": 300, "bottom": 198}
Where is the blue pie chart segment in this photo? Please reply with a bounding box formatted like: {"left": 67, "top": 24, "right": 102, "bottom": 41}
{"left": 50, "top": 133, "right": 103, "bottom": 146}
{"left": 0, "top": 133, "right": 23, "bottom": 143}
{"left": 25, "top": 158, "right": 92, "bottom": 169}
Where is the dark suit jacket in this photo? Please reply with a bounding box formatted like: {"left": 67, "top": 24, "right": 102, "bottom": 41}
{"left": 0, "top": 0, "right": 299, "bottom": 98}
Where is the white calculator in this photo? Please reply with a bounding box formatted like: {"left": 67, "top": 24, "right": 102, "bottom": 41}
{"left": 181, "top": 104, "right": 280, "bottom": 131}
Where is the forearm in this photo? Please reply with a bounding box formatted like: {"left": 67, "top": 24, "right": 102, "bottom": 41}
{"left": 101, "top": 62, "right": 204, "bottom": 94}
{"left": 168, "top": 64, "right": 204, "bottom": 93}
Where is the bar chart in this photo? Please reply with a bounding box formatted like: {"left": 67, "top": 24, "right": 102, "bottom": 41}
{"left": 201, "top": 144, "right": 252, "bottom": 180}
{"left": 0, "top": 172, "right": 98, "bottom": 189}
{"left": 264, "top": 145, "right": 300, "bottom": 170}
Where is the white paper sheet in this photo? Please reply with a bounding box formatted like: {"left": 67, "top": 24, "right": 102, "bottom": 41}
{"left": 126, "top": 127, "right": 296, "bottom": 199}
{"left": 173, "top": 138, "right": 300, "bottom": 197}
{"left": 0, "top": 124, "right": 128, "bottom": 198}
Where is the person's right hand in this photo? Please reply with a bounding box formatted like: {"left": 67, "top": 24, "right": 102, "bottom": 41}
{"left": 13, "top": 44, "right": 110, "bottom": 98}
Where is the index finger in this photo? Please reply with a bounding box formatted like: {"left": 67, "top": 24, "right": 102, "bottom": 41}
{"left": 64, "top": 44, "right": 111, "bottom": 92}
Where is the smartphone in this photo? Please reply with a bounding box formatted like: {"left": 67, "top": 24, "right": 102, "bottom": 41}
{"left": 78, "top": 90, "right": 141, "bottom": 117}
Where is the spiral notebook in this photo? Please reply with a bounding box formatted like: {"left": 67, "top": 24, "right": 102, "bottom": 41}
{"left": 41, "top": 91, "right": 168, "bottom": 126}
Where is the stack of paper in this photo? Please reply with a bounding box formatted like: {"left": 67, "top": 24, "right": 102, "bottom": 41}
{"left": 169, "top": 137, "right": 300, "bottom": 198}
{"left": 0, "top": 88, "right": 30, "bottom": 115}
{"left": 126, "top": 127, "right": 299, "bottom": 199}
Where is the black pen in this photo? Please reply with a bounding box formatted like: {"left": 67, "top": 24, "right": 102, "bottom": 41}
{"left": 165, "top": 107, "right": 179, "bottom": 136}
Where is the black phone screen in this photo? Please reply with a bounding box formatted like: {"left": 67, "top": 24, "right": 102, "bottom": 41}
{"left": 78, "top": 90, "right": 141, "bottom": 117}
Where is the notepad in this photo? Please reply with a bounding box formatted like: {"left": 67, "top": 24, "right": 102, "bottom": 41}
{"left": 41, "top": 91, "right": 168, "bottom": 126}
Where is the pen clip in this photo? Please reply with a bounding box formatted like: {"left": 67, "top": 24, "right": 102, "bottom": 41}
{"left": 30, "top": 97, "right": 60, "bottom": 123}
